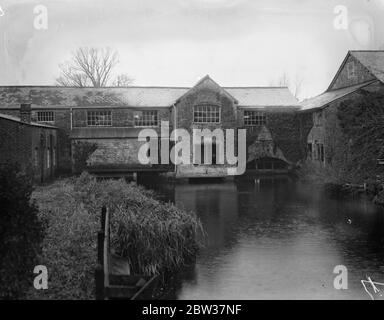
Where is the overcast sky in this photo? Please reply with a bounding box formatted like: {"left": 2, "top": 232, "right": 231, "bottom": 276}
{"left": 0, "top": 0, "right": 384, "bottom": 99}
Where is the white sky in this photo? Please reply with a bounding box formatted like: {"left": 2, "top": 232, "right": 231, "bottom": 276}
{"left": 0, "top": 0, "right": 384, "bottom": 100}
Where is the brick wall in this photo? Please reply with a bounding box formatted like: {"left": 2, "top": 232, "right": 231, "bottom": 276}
{"left": 0, "top": 117, "right": 58, "bottom": 182}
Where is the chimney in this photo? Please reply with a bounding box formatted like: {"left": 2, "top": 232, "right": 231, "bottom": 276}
{"left": 20, "top": 104, "right": 31, "bottom": 123}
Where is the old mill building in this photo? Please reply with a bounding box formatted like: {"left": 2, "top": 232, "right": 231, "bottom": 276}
{"left": 0, "top": 50, "right": 384, "bottom": 181}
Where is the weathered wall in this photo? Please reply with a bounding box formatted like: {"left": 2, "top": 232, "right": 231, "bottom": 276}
{"left": 175, "top": 79, "right": 238, "bottom": 177}
{"left": 80, "top": 138, "right": 145, "bottom": 166}
{"left": 330, "top": 54, "right": 376, "bottom": 90}
{"left": 0, "top": 117, "right": 57, "bottom": 182}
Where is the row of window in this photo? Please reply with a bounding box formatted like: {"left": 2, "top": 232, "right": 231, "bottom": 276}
{"left": 35, "top": 109, "right": 268, "bottom": 127}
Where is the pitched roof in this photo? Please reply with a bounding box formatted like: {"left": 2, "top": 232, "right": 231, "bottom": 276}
{"left": 0, "top": 112, "right": 58, "bottom": 129}
{"left": 0, "top": 86, "right": 189, "bottom": 108}
{"left": 226, "top": 87, "right": 298, "bottom": 108}
{"left": 175, "top": 75, "right": 239, "bottom": 104}
{"left": 328, "top": 50, "right": 384, "bottom": 90}
{"left": 350, "top": 51, "right": 384, "bottom": 83}
{"left": 299, "top": 80, "right": 377, "bottom": 111}
{"left": 0, "top": 84, "right": 299, "bottom": 109}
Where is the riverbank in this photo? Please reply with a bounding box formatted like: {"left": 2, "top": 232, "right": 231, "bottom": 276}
{"left": 295, "top": 161, "right": 384, "bottom": 205}
{"left": 27, "top": 173, "right": 202, "bottom": 299}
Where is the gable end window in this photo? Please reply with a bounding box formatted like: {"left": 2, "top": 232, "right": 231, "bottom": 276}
{"left": 87, "top": 110, "right": 112, "bottom": 126}
{"left": 37, "top": 111, "right": 54, "bottom": 123}
{"left": 134, "top": 110, "right": 158, "bottom": 127}
{"left": 244, "top": 111, "right": 266, "bottom": 126}
{"left": 193, "top": 105, "right": 220, "bottom": 124}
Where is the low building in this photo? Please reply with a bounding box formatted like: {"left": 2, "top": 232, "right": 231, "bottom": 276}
{"left": 0, "top": 75, "right": 300, "bottom": 178}
{"left": 0, "top": 104, "right": 58, "bottom": 182}
{"left": 299, "top": 50, "right": 384, "bottom": 170}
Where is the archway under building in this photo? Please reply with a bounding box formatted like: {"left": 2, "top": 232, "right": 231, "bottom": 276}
{"left": 246, "top": 157, "right": 289, "bottom": 173}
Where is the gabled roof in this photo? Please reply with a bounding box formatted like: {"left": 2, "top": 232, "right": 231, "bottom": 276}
{"left": 350, "top": 51, "right": 384, "bottom": 83}
{"left": 0, "top": 112, "right": 58, "bottom": 129}
{"left": 0, "top": 81, "right": 299, "bottom": 109}
{"left": 175, "top": 75, "right": 239, "bottom": 104}
{"left": 328, "top": 50, "right": 384, "bottom": 90}
{"left": 299, "top": 80, "right": 377, "bottom": 112}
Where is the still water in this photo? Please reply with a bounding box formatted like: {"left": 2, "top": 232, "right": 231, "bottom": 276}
{"left": 140, "top": 175, "right": 384, "bottom": 300}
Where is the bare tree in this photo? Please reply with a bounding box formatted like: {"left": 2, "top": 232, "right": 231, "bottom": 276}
{"left": 112, "top": 73, "right": 134, "bottom": 87}
{"left": 56, "top": 47, "right": 127, "bottom": 87}
{"left": 271, "top": 72, "right": 304, "bottom": 100}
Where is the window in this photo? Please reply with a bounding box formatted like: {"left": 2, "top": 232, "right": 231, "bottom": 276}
{"left": 37, "top": 111, "right": 54, "bottom": 123}
{"left": 53, "top": 148, "right": 56, "bottom": 167}
{"left": 307, "top": 143, "right": 312, "bottom": 159}
{"left": 47, "top": 148, "right": 50, "bottom": 169}
{"left": 314, "top": 143, "right": 325, "bottom": 163}
{"left": 87, "top": 110, "right": 112, "bottom": 126}
{"left": 193, "top": 105, "right": 220, "bottom": 123}
{"left": 34, "top": 148, "right": 39, "bottom": 168}
{"left": 244, "top": 111, "right": 266, "bottom": 126}
{"left": 134, "top": 110, "right": 158, "bottom": 127}
{"left": 347, "top": 62, "right": 356, "bottom": 79}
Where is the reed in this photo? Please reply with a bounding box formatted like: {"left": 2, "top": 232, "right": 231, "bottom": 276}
{"left": 74, "top": 172, "right": 203, "bottom": 276}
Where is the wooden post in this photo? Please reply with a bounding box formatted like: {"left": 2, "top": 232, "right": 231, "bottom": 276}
{"left": 97, "top": 231, "right": 104, "bottom": 266}
{"left": 101, "top": 206, "right": 106, "bottom": 230}
{"left": 95, "top": 264, "right": 104, "bottom": 300}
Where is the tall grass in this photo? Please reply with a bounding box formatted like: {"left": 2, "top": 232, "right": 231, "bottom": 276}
{"left": 29, "top": 173, "right": 202, "bottom": 298}
{"left": 74, "top": 173, "right": 203, "bottom": 276}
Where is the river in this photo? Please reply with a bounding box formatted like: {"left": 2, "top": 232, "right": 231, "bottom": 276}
{"left": 139, "top": 175, "right": 384, "bottom": 300}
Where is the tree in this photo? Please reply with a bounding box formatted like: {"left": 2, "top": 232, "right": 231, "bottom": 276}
{"left": 0, "top": 163, "right": 44, "bottom": 299}
{"left": 337, "top": 91, "right": 384, "bottom": 182}
{"left": 271, "top": 72, "right": 304, "bottom": 100}
{"left": 112, "top": 73, "right": 134, "bottom": 87}
{"left": 56, "top": 47, "right": 133, "bottom": 87}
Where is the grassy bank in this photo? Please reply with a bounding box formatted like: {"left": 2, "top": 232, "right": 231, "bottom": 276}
{"left": 28, "top": 173, "right": 202, "bottom": 299}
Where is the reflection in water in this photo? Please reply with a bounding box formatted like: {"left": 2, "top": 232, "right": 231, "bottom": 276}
{"left": 139, "top": 175, "right": 384, "bottom": 300}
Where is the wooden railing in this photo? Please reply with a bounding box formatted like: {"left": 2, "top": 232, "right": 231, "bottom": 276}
{"left": 95, "top": 206, "right": 158, "bottom": 300}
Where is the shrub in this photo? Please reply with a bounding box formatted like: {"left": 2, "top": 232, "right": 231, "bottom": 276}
{"left": 295, "top": 159, "right": 347, "bottom": 185}
{"left": 72, "top": 141, "right": 98, "bottom": 174}
{"left": 0, "top": 163, "right": 44, "bottom": 299}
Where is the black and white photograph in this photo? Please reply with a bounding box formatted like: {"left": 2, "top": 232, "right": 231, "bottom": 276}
{"left": 1, "top": 0, "right": 384, "bottom": 307}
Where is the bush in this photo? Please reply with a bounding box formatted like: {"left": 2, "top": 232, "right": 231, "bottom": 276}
{"left": 295, "top": 159, "right": 347, "bottom": 185}
{"left": 72, "top": 141, "right": 98, "bottom": 174}
{"left": 0, "top": 163, "right": 44, "bottom": 299}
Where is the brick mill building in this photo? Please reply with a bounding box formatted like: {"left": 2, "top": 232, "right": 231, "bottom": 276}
{"left": 0, "top": 76, "right": 301, "bottom": 179}
{"left": 300, "top": 50, "right": 384, "bottom": 168}
{"left": 1, "top": 50, "right": 383, "bottom": 181}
